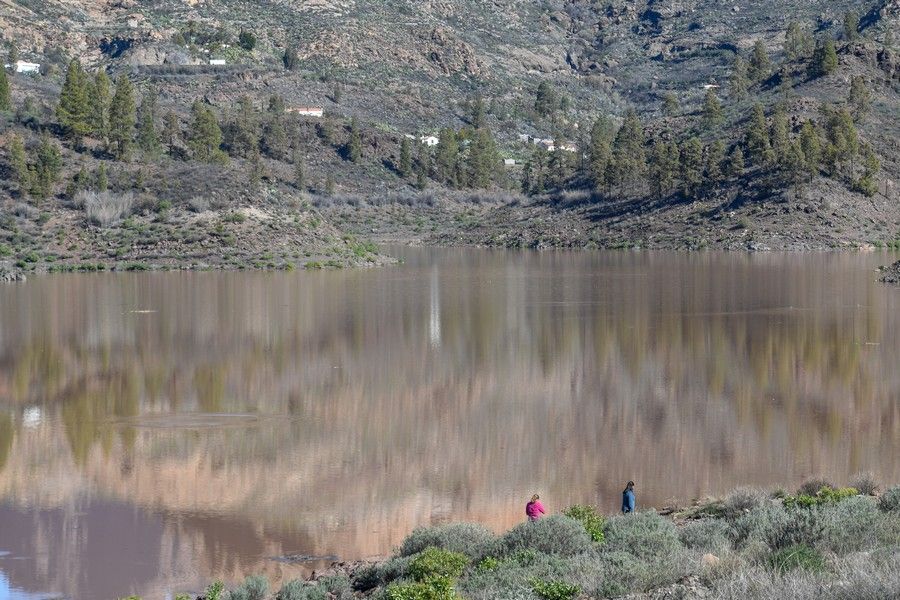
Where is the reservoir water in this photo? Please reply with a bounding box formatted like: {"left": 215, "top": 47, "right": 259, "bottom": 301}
{"left": 0, "top": 248, "right": 898, "bottom": 599}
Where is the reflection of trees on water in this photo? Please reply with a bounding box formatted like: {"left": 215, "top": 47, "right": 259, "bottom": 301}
{"left": 0, "top": 253, "right": 898, "bottom": 581}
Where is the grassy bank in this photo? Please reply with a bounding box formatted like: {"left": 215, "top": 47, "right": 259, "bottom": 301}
{"left": 136, "top": 479, "right": 900, "bottom": 600}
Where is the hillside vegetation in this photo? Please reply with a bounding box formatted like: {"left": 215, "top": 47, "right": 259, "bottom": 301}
{"left": 1, "top": 0, "right": 899, "bottom": 275}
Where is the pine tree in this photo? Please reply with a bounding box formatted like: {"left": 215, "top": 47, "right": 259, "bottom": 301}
{"left": 56, "top": 59, "right": 91, "bottom": 143}
{"left": 770, "top": 105, "right": 790, "bottom": 168}
{"left": 848, "top": 75, "right": 871, "bottom": 120}
{"left": 292, "top": 150, "right": 305, "bottom": 191}
{"left": 109, "top": 73, "right": 136, "bottom": 160}
{"left": 435, "top": 128, "right": 459, "bottom": 187}
{"left": 262, "top": 112, "right": 287, "bottom": 159}
{"left": 855, "top": 144, "right": 879, "bottom": 196}
{"left": 136, "top": 86, "right": 160, "bottom": 156}
{"left": 705, "top": 139, "right": 726, "bottom": 186}
{"left": 520, "top": 157, "right": 534, "bottom": 195}
{"left": 8, "top": 134, "right": 30, "bottom": 194}
{"left": 679, "top": 136, "right": 704, "bottom": 197}
{"left": 283, "top": 46, "right": 299, "bottom": 71}
{"left": 784, "top": 140, "right": 807, "bottom": 182}
{"left": 727, "top": 146, "right": 745, "bottom": 177}
{"left": 746, "top": 103, "right": 772, "bottom": 167}
{"left": 612, "top": 108, "right": 646, "bottom": 193}
{"left": 648, "top": 139, "right": 678, "bottom": 197}
{"left": 702, "top": 88, "right": 724, "bottom": 128}
{"left": 810, "top": 38, "right": 838, "bottom": 77}
{"left": 32, "top": 133, "right": 62, "bottom": 200}
{"left": 662, "top": 92, "right": 679, "bottom": 117}
{"left": 0, "top": 66, "right": 10, "bottom": 112}
{"left": 534, "top": 81, "right": 559, "bottom": 117}
{"left": 471, "top": 94, "right": 486, "bottom": 129}
{"left": 399, "top": 137, "right": 412, "bottom": 177}
{"left": 248, "top": 144, "right": 264, "bottom": 186}
{"left": 96, "top": 162, "right": 108, "bottom": 192}
{"left": 7, "top": 44, "right": 18, "bottom": 64}
{"left": 729, "top": 56, "right": 749, "bottom": 101}
{"left": 415, "top": 145, "right": 430, "bottom": 190}
{"left": 162, "top": 110, "right": 180, "bottom": 154}
{"left": 843, "top": 11, "right": 860, "bottom": 41}
{"left": 347, "top": 117, "right": 362, "bottom": 162}
{"left": 784, "top": 22, "right": 814, "bottom": 60}
{"left": 230, "top": 95, "right": 259, "bottom": 157}
{"left": 188, "top": 100, "right": 226, "bottom": 163}
{"left": 799, "top": 120, "right": 822, "bottom": 180}
{"left": 468, "top": 128, "right": 499, "bottom": 189}
{"left": 823, "top": 105, "right": 859, "bottom": 176}
{"left": 589, "top": 115, "right": 616, "bottom": 191}
{"left": 748, "top": 40, "right": 771, "bottom": 82}
{"left": 90, "top": 70, "right": 111, "bottom": 142}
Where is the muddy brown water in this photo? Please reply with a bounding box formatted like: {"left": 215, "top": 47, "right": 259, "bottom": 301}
{"left": 1, "top": 248, "right": 899, "bottom": 599}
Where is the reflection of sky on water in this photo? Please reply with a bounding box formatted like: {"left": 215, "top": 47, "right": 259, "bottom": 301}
{"left": 0, "top": 248, "right": 898, "bottom": 599}
{"left": 0, "top": 571, "right": 61, "bottom": 600}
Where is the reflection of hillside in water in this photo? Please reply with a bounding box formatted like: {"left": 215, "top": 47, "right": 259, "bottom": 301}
{"left": 0, "top": 251, "right": 898, "bottom": 597}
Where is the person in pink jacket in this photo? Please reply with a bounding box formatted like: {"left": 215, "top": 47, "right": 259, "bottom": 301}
{"left": 526, "top": 494, "right": 546, "bottom": 521}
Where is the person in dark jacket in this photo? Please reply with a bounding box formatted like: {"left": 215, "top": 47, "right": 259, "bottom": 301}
{"left": 622, "top": 481, "right": 636, "bottom": 514}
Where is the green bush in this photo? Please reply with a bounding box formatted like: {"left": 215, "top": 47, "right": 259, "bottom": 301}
{"left": 603, "top": 512, "right": 681, "bottom": 560}
{"left": 724, "top": 487, "right": 765, "bottom": 519}
{"left": 531, "top": 578, "right": 580, "bottom": 600}
{"left": 386, "top": 576, "right": 458, "bottom": 600}
{"left": 408, "top": 548, "right": 470, "bottom": 582}
{"left": 563, "top": 505, "right": 605, "bottom": 542}
{"left": 729, "top": 503, "right": 790, "bottom": 549}
{"left": 205, "top": 581, "right": 225, "bottom": 600}
{"left": 819, "top": 496, "right": 881, "bottom": 554}
{"left": 476, "top": 557, "right": 500, "bottom": 571}
{"left": 879, "top": 486, "right": 900, "bottom": 512}
{"left": 276, "top": 580, "right": 324, "bottom": 600}
{"left": 783, "top": 486, "right": 858, "bottom": 508}
{"left": 352, "top": 556, "right": 415, "bottom": 591}
{"left": 678, "top": 519, "right": 731, "bottom": 554}
{"left": 797, "top": 478, "right": 834, "bottom": 497}
{"left": 399, "top": 523, "right": 497, "bottom": 560}
{"left": 499, "top": 515, "right": 592, "bottom": 557}
{"left": 228, "top": 575, "right": 267, "bottom": 600}
{"left": 766, "top": 507, "right": 825, "bottom": 550}
{"left": 767, "top": 544, "right": 825, "bottom": 573}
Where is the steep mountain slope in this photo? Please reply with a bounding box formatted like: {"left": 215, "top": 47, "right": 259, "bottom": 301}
{"left": 0, "top": 0, "right": 899, "bottom": 271}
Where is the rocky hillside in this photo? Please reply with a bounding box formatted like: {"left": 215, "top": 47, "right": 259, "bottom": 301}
{"left": 1, "top": 0, "right": 899, "bottom": 272}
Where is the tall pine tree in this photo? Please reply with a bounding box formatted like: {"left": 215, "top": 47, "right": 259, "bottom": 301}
{"left": 108, "top": 73, "right": 136, "bottom": 160}
{"left": 136, "top": 86, "right": 160, "bottom": 156}
{"left": 56, "top": 59, "right": 91, "bottom": 143}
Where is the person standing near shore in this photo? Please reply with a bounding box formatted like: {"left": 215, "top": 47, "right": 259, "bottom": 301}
{"left": 526, "top": 494, "right": 545, "bottom": 521}
{"left": 622, "top": 481, "right": 636, "bottom": 514}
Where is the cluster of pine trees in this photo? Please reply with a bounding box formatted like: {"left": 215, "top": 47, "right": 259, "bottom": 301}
{"left": 522, "top": 13, "right": 880, "bottom": 200}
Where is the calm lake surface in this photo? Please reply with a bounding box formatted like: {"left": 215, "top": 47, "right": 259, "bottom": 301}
{"left": 1, "top": 248, "right": 899, "bottom": 599}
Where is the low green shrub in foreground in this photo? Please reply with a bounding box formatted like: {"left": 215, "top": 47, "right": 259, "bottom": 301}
{"left": 563, "top": 504, "right": 606, "bottom": 542}
{"left": 783, "top": 486, "right": 857, "bottom": 508}
{"left": 386, "top": 576, "right": 458, "bottom": 600}
{"left": 399, "top": 523, "right": 497, "bottom": 560}
{"left": 767, "top": 543, "right": 825, "bottom": 573}
{"left": 408, "top": 548, "right": 470, "bottom": 581}
{"left": 228, "top": 575, "right": 268, "bottom": 600}
{"left": 205, "top": 581, "right": 225, "bottom": 600}
{"left": 531, "top": 578, "right": 581, "bottom": 600}
{"left": 879, "top": 486, "right": 900, "bottom": 512}
{"left": 499, "top": 515, "right": 592, "bottom": 557}
{"left": 603, "top": 511, "right": 680, "bottom": 560}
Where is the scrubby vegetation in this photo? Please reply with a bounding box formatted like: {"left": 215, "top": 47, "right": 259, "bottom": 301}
{"left": 145, "top": 483, "right": 900, "bottom": 600}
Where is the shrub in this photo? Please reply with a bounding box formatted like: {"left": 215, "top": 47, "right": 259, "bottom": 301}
{"left": 399, "top": 523, "right": 497, "bottom": 560}
{"left": 797, "top": 478, "right": 834, "bottom": 497}
{"left": 78, "top": 190, "right": 134, "bottom": 226}
{"left": 408, "top": 548, "right": 470, "bottom": 582}
{"left": 531, "top": 578, "right": 580, "bottom": 600}
{"left": 767, "top": 544, "right": 825, "bottom": 573}
{"left": 602, "top": 512, "right": 681, "bottom": 560}
{"left": 784, "top": 487, "right": 857, "bottom": 508}
{"left": 678, "top": 519, "right": 731, "bottom": 554}
{"left": 499, "top": 515, "right": 592, "bottom": 557}
{"left": 724, "top": 487, "right": 765, "bottom": 519}
{"left": 205, "top": 581, "right": 225, "bottom": 600}
{"left": 850, "top": 472, "right": 879, "bottom": 496}
{"left": 563, "top": 505, "right": 605, "bottom": 543}
{"left": 228, "top": 575, "right": 267, "bottom": 600}
{"left": 766, "top": 507, "right": 825, "bottom": 550}
{"left": 819, "top": 496, "right": 881, "bottom": 554}
{"left": 188, "top": 196, "right": 210, "bottom": 212}
{"left": 878, "top": 486, "right": 900, "bottom": 512}
{"left": 352, "top": 556, "right": 414, "bottom": 591}
{"left": 477, "top": 557, "right": 500, "bottom": 572}
{"left": 386, "top": 576, "right": 458, "bottom": 600}
{"left": 276, "top": 579, "right": 320, "bottom": 600}
{"left": 730, "top": 503, "right": 791, "bottom": 549}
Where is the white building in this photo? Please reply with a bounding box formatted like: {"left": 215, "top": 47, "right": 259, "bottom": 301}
{"left": 287, "top": 107, "right": 325, "bottom": 118}
{"left": 209, "top": 59, "right": 227, "bottom": 66}
{"left": 503, "top": 158, "right": 516, "bottom": 166}
{"left": 517, "top": 133, "right": 532, "bottom": 143}
{"left": 420, "top": 135, "right": 439, "bottom": 147}
{"left": 557, "top": 142, "right": 577, "bottom": 153}
{"left": 535, "top": 139, "right": 555, "bottom": 152}
{"left": 4, "top": 61, "right": 41, "bottom": 74}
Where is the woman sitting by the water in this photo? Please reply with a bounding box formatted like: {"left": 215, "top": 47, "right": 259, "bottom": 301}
{"left": 526, "top": 494, "right": 545, "bottom": 521}
{"left": 622, "top": 481, "right": 636, "bottom": 514}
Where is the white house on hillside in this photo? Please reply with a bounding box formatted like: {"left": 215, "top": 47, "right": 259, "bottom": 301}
{"left": 504, "top": 158, "right": 516, "bottom": 166}
{"left": 287, "top": 107, "right": 325, "bottom": 118}
{"left": 420, "top": 135, "right": 439, "bottom": 147}
{"left": 557, "top": 142, "right": 577, "bottom": 153}
{"left": 4, "top": 61, "right": 41, "bottom": 74}
{"left": 209, "top": 59, "right": 227, "bottom": 66}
